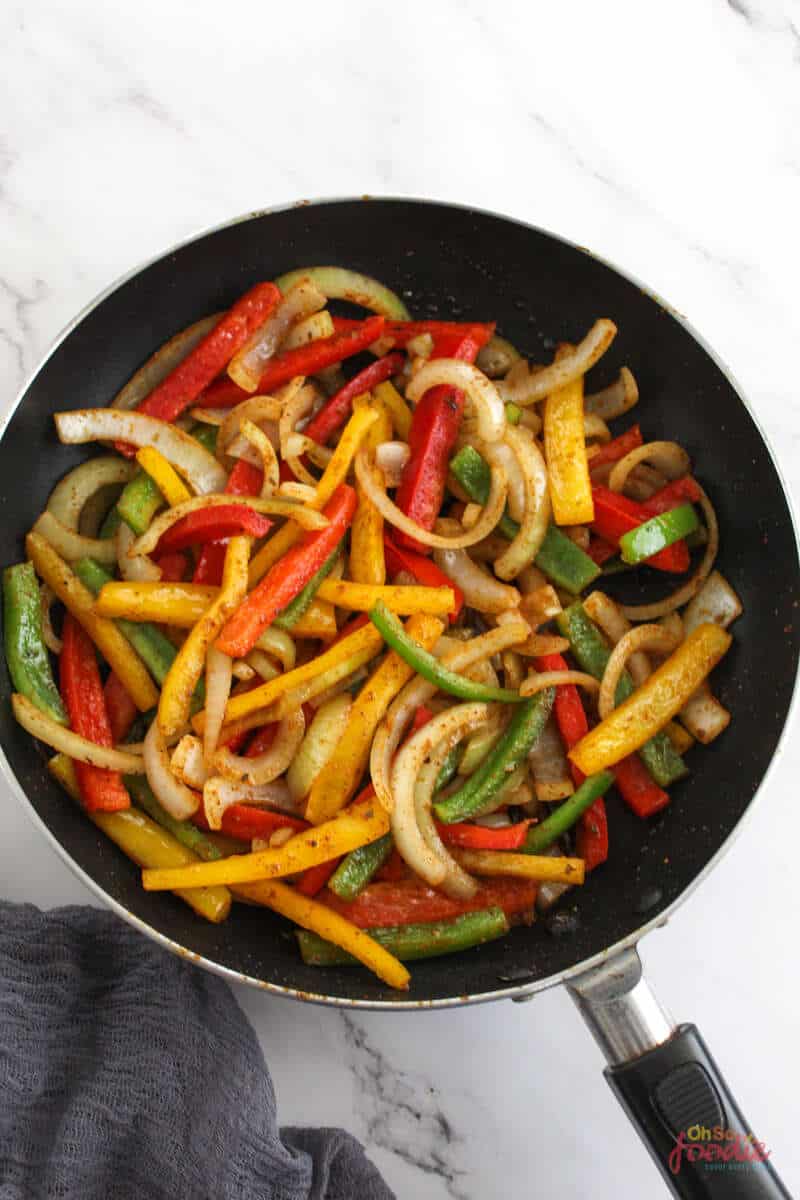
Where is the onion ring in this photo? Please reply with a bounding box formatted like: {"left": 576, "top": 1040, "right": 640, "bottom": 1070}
{"left": 505, "top": 320, "right": 617, "bottom": 406}
{"left": 47, "top": 456, "right": 135, "bottom": 530}
{"left": 31, "top": 510, "right": 118, "bottom": 566}
{"left": 112, "top": 315, "right": 221, "bottom": 411}
{"left": 598, "top": 624, "right": 681, "bottom": 720}
{"left": 608, "top": 441, "right": 690, "bottom": 493}
{"left": 212, "top": 708, "right": 305, "bottom": 786}
{"left": 585, "top": 367, "right": 639, "bottom": 421}
{"left": 520, "top": 670, "right": 599, "bottom": 698}
{"left": 227, "top": 279, "right": 326, "bottom": 392}
{"left": 116, "top": 522, "right": 161, "bottom": 582}
{"left": 406, "top": 360, "right": 505, "bottom": 444}
{"left": 12, "top": 694, "right": 144, "bottom": 772}
{"left": 129, "top": 493, "right": 327, "bottom": 557}
{"left": 40, "top": 584, "right": 62, "bottom": 654}
{"left": 490, "top": 426, "right": 550, "bottom": 580}
{"left": 433, "top": 545, "right": 520, "bottom": 613}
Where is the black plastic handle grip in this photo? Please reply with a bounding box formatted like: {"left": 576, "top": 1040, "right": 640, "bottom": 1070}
{"left": 606, "top": 1024, "right": 791, "bottom": 1198}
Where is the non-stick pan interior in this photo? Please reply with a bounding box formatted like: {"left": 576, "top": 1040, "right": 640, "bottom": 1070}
{"left": 1, "top": 199, "right": 797, "bottom": 1005}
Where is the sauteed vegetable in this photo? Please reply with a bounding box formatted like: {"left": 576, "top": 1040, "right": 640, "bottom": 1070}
{"left": 3, "top": 267, "right": 741, "bottom": 991}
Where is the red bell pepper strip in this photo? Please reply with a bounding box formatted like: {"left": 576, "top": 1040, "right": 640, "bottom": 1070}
{"left": 193, "top": 376, "right": 249, "bottom": 410}
{"left": 221, "top": 805, "right": 308, "bottom": 842}
{"left": 640, "top": 475, "right": 702, "bottom": 516}
{"left": 156, "top": 504, "right": 273, "bottom": 554}
{"left": 115, "top": 282, "right": 281, "bottom": 454}
{"left": 393, "top": 325, "right": 492, "bottom": 552}
{"left": 216, "top": 484, "right": 357, "bottom": 657}
{"left": 295, "top": 857, "right": 342, "bottom": 897}
{"left": 103, "top": 671, "right": 138, "bottom": 745}
{"left": 613, "top": 754, "right": 670, "bottom": 818}
{"left": 244, "top": 723, "right": 277, "bottom": 757}
{"left": 575, "top": 798, "right": 609, "bottom": 870}
{"left": 587, "top": 537, "right": 617, "bottom": 567}
{"left": 591, "top": 486, "right": 689, "bottom": 574}
{"left": 154, "top": 551, "right": 190, "bottom": 582}
{"left": 59, "top": 614, "right": 130, "bottom": 812}
{"left": 195, "top": 316, "right": 386, "bottom": 407}
{"left": 192, "top": 459, "right": 265, "bottom": 586}
{"left": 536, "top": 652, "right": 608, "bottom": 869}
{"left": 330, "top": 317, "right": 496, "bottom": 348}
{"left": 321, "top": 876, "right": 538, "bottom": 928}
{"left": 588, "top": 425, "right": 643, "bottom": 471}
{"left": 383, "top": 535, "right": 464, "bottom": 621}
{"left": 374, "top": 847, "right": 408, "bottom": 882}
{"left": 410, "top": 705, "right": 434, "bottom": 734}
{"left": 434, "top": 820, "right": 531, "bottom": 850}
{"left": 303, "top": 352, "right": 405, "bottom": 446}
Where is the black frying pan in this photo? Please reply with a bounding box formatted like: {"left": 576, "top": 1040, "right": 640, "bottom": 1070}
{"left": 1, "top": 199, "right": 797, "bottom": 1198}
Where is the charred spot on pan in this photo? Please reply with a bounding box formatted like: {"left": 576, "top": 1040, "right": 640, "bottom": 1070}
{"left": 634, "top": 885, "right": 663, "bottom": 914}
{"left": 544, "top": 909, "right": 580, "bottom": 937}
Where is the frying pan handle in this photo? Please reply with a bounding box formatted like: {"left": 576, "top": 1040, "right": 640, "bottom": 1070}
{"left": 567, "top": 948, "right": 790, "bottom": 1198}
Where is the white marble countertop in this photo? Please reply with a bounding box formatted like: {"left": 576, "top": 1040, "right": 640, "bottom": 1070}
{"left": 3, "top": 1, "right": 800, "bottom": 1196}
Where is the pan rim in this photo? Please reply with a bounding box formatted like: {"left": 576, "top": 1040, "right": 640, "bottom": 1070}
{"left": 3, "top": 193, "right": 799, "bottom": 1010}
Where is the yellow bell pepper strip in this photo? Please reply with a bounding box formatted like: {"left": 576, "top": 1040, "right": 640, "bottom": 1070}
{"left": 135, "top": 446, "right": 192, "bottom": 507}
{"left": 248, "top": 405, "right": 379, "bottom": 586}
{"left": 315, "top": 580, "right": 456, "bottom": 616}
{"left": 26, "top": 532, "right": 158, "bottom": 712}
{"left": 543, "top": 351, "right": 594, "bottom": 526}
{"left": 306, "top": 614, "right": 445, "bottom": 824}
{"left": 234, "top": 878, "right": 409, "bottom": 990}
{"left": 192, "top": 621, "right": 384, "bottom": 736}
{"left": 292, "top": 599, "right": 337, "bottom": 640}
{"left": 158, "top": 536, "right": 250, "bottom": 738}
{"left": 48, "top": 753, "right": 231, "bottom": 923}
{"left": 142, "top": 799, "right": 389, "bottom": 890}
{"left": 451, "top": 848, "right": 585, "bottom": 886}
{"left": 373, "top": 381, "right": 412, "bottom": 440}
{"left": 350, "top": 395, "right": 391, "bottom": 585}
{"left": 569, "top": 623, "right": 732, "bottom": 776}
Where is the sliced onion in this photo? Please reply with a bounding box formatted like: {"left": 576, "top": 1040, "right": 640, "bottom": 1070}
{"left": 479, "top": 437, "right": 524, "bottom": 522}
{"left": 245, "top": 649, "right": 281, "bottom": 682}
{"left": 355, "top": 449, "right": 507, "bottom": 549}
{"left": 598, "top": 624, "right": 681, "bottom": 720}
{"left": 47, "top": 456, "right": 135, "bottom": 530}
{"left": 683, "top": 570, "right": 742, "bottom": 636}
{"left": 516, "top": 633, "right": 571, "bottom": 657}
{"left": 55, "top": 410, "right": 227, "bottom": 494}
{"left": 143, "top": 718, "right": 199, "bottom": 819}
{"left": 370, "top": 619, "right": 529, "bottom": 812}
{"left": 477, "top": 335, "right": 521, "bottom": 379}
{"left": 274, "top": 266, "right": 411, "bottom": 320}
{"left": 212, "top": 707, "right": 305, "bottom": 785}
{"left": 504, "top": 320, "right": 617, "bottom": 406}
{"left": 232, "top": 660, "right": 256, "bottom": 682}
{"left": 216, "top": 393, "right": 286, "bottom": 463}
{"left": 285, "top": 694, "right": 352, "bottom": 801}
{"left": 281, "top": 310, "right": 334, "bottom": 351}
{"left": 170, "top": 734, "right": 208, "bottom": 789}
{"left": 279, "top": 382, "right": 321, "bottom": 486}
{"left": 520, "top": 584, "right": 562, "bottom": 630}
{"left": 255, "top": 627, "right": 296, "bottom": 671}
{"left": 374, "top": 441, "right": 410, "bottom": 488}
{"left": 40, "top": 585, "right": 62, "bottom": 654}
{"left": 32, "top": 511, "right": 118, "bottom": 565}
{"left": 413, "top": 751, "right": 478, "bottom": 900}
{"left": 583, "top": 590, "right": 650, "bottom": 686}
{"left": 434, "top": 545, "right": 519, "bottom": 613}
{"left": 583, "top": 414, "right": 611, "bottom": 444}
{"left": 621, "top": 488, "right": 719, "bottom": 621}
{"left": 189, "top": 408, "right": 228, "bottom": 427}
{"left": 492, "top": 425, "right": 551, "bottom": 580}
{"left": 129, "top": 493, "right": 326, "bottom": 557}
{"left": 608, "top": 441, "right": 690, "bottom": 493}
{"left": 521, "top": 670, "right": 599, "bottom": 699}
{"left": 204, "top": 646, "right": 233, "bottom": 765}
{"left": 11, "top": 694, "right": 144, "bottom": 771}
{"left": 529, "top": 715, "right": 573, "bottom": 803}
{"left": 235, "top": 418, "right": 279, "bottom": 496}
{"left": 112, "top": 314, "right": 221, "bottom": 411}
{"left": 406, "top": 360, "right": 505, "bottom": 444}
{"left": 203, "top": 775, "right": 297, "bottom": 831}
{"left": 585, "top": 367, "right": 639, "bottom": 421}
{"left": 391, "top": 702, "right": 488, "bottom": 887}
{"left": 277, "top": 482, "right": 318, "bottom": 504}
{"left": 116, "top": 522, "right": 160, "bottom": 582}
{"left": 678, "top": 682, "right": 731, "bottom": 744}
{"left": 227, "top": 279, "right": 326, "bottom": 392}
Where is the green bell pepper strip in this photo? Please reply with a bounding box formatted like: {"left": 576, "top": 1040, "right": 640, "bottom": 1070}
{"left": 116, "top": 471, "right": 164, "bottom": 536}
{"left": 435, "top": 743, "right": 463, "bottom": 793}
{"left": 369, "top": 601, "right": 524, "bottom": 704}
{"left": 448, "top": 446, "right": 600, "bottom": 592}
{"left": 296, "top": 907, "right": 509, "bottom": 966}
{"left": 124, "top": 775, "right": 223, "bottom": 862}
{"left": 523, "top": 771, "right": 615, "bottom": 854}
{"left": 273, "top": 549, "right": 341, "bottom": 631}
{"left": 328, "top": 833, "right": 394, "bottom": 901}
{"left": 619, "top": 503, "right": 699, "bottom": 566}
{"left": 189, "top": 422, "right": 219, "bottom": 455}
{"left": 602, "top": 524, "right": 708, "bottom": 576}
{"left": 434, "top": 690, "right": 555, "bottom": 823}
{"left": 556, "top": 603, "right": 687, "bottom": 787}
{"left": 3, "top": 562, "right": 68, "bottom": 724}
{"left": 504, "top": 402, "right": 522, "bottom": 425}
{"left": 99, "top": 505, "right": 123, "bottom": 540}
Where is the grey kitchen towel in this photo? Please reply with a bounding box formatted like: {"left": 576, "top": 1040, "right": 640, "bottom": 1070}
{"left": 0, "top": 901, "right": 394, "bottom": 1200}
